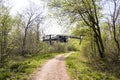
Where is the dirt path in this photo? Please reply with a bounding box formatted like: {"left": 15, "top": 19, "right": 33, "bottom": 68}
{"left": 29, "top": 52, "right": 73, "bottom": 80}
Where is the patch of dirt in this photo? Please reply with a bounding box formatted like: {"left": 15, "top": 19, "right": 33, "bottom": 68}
{"left": 29, "top": 52, "right": 73, "bottom": 80}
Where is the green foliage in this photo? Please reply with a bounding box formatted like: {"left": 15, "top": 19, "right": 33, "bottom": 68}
{"left": 67, "top": 44, "right": 77, "bottom": 51}
{"left": 53, "top": 43, "right": 67, "bottom": 52}
{"left": 0, "top": 68, "right": 11, "bottom": 80}
{"left": 0, "top": 4, "right": 16, "bottom": 67}
{"left": 67, "top": 39, "right": 80, "bottom": 51}
{"left": 39, "top": 42, "right": 78, "bottom": 54}
{"left": 66, "top": 52, "right": 118, "bottom": 80}
{"left": 0, "top": 52, "right": 59, "bottom": 80}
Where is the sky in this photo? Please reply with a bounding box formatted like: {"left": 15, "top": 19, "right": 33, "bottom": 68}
{"left": 10, "top": 0, "right": 62, "bottom": 35}
{"left": 9, "top": 0, "right": 114, "bottom": 35}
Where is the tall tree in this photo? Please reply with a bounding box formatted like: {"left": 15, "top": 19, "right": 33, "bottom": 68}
{"left": 108, "top": 0, "right": 120, "bottom": 55}
{"left": 50, "top": 0, "right": 105, "bottom": 58}
{"left": 19, "top": 2, "right": 45, "bottom": 55}
{"left": 0, "top": 4, "right": 14, "bottom": 66}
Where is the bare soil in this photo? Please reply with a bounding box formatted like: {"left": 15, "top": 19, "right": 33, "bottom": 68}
{"left": 29, "top": 52, "right": 73, "bottom": 80}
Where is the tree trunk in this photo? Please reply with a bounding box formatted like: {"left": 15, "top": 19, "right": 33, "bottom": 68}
{"left": 92, "top": 25, "right": 105, "bottom": 58}
{"left": 22, "top": 27, "right": 28, "bottom": 55}
{"left": 113, "top": 23, "right": 120, "bottom": 55}
{"left": 36, "top": 23, "right": 40, "bottom": 43}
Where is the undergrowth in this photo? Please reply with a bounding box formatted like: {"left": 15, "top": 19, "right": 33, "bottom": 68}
{"left": 0, "top": 53, "right": 59, "bottom": 80}
{"left": 66, "top": 52, "right": 119, "bottom": 80}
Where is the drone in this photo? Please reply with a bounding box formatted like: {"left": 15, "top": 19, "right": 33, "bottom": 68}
{"left": 43, "top": 34, "right": 84, "bottom": 45}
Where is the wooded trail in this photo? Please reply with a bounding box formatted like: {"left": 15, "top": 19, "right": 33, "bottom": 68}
{"left": 29, "top": 52, "right": 73, "bottom": 80}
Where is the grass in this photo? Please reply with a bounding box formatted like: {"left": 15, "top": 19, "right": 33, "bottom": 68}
{"left": 66, "top": 52, "right": 119, "bottom": 80}
{"left": 0, "top": 53, "right": 59, "bottom": 80}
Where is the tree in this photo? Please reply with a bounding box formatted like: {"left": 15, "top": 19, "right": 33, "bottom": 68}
{"left": 107, "top": 0, "right": 120, "bottom": 55}
{"left": 19, "top": 2, "right": 45, "bottom": 55}
{"left": 34, "top": 15, "right": 45, "bottom": 44}
{"left": 0, "top": 4, "right": 14, "bottom": 66}
{"left": 49, "top": 0, "right": 105, "bottom": 58}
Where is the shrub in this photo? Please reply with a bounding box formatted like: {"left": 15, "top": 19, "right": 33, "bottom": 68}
{"left": 53, "top": 43, "right": 67, "bottom": 53}
{"left": 67, "top": 44, "right": 78, "bottom": 51}
{"left": 0, "top": 68, "right": 11, "bottom": 80}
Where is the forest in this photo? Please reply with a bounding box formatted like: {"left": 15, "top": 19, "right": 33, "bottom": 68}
{"left": 0, "top": 0, "right": 120, "bottom": 80}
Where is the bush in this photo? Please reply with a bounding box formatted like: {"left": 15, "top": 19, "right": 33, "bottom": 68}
{"left": 40, "top": 42, "right": 68, "bottom": 53}
{"left": 66, "top": 52, "right": 118, "bottom": 80}
{"left": 10, "top": 63, "right": 22, "bottom": 72}
{"left": 0, "top": 68, "right": 11, "bottom": 80}
{"left": 53, "top": 43, "right": 67, "bottom": 53}
{"left": 67, "top": 44, "right": 78, "bottom": 51}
